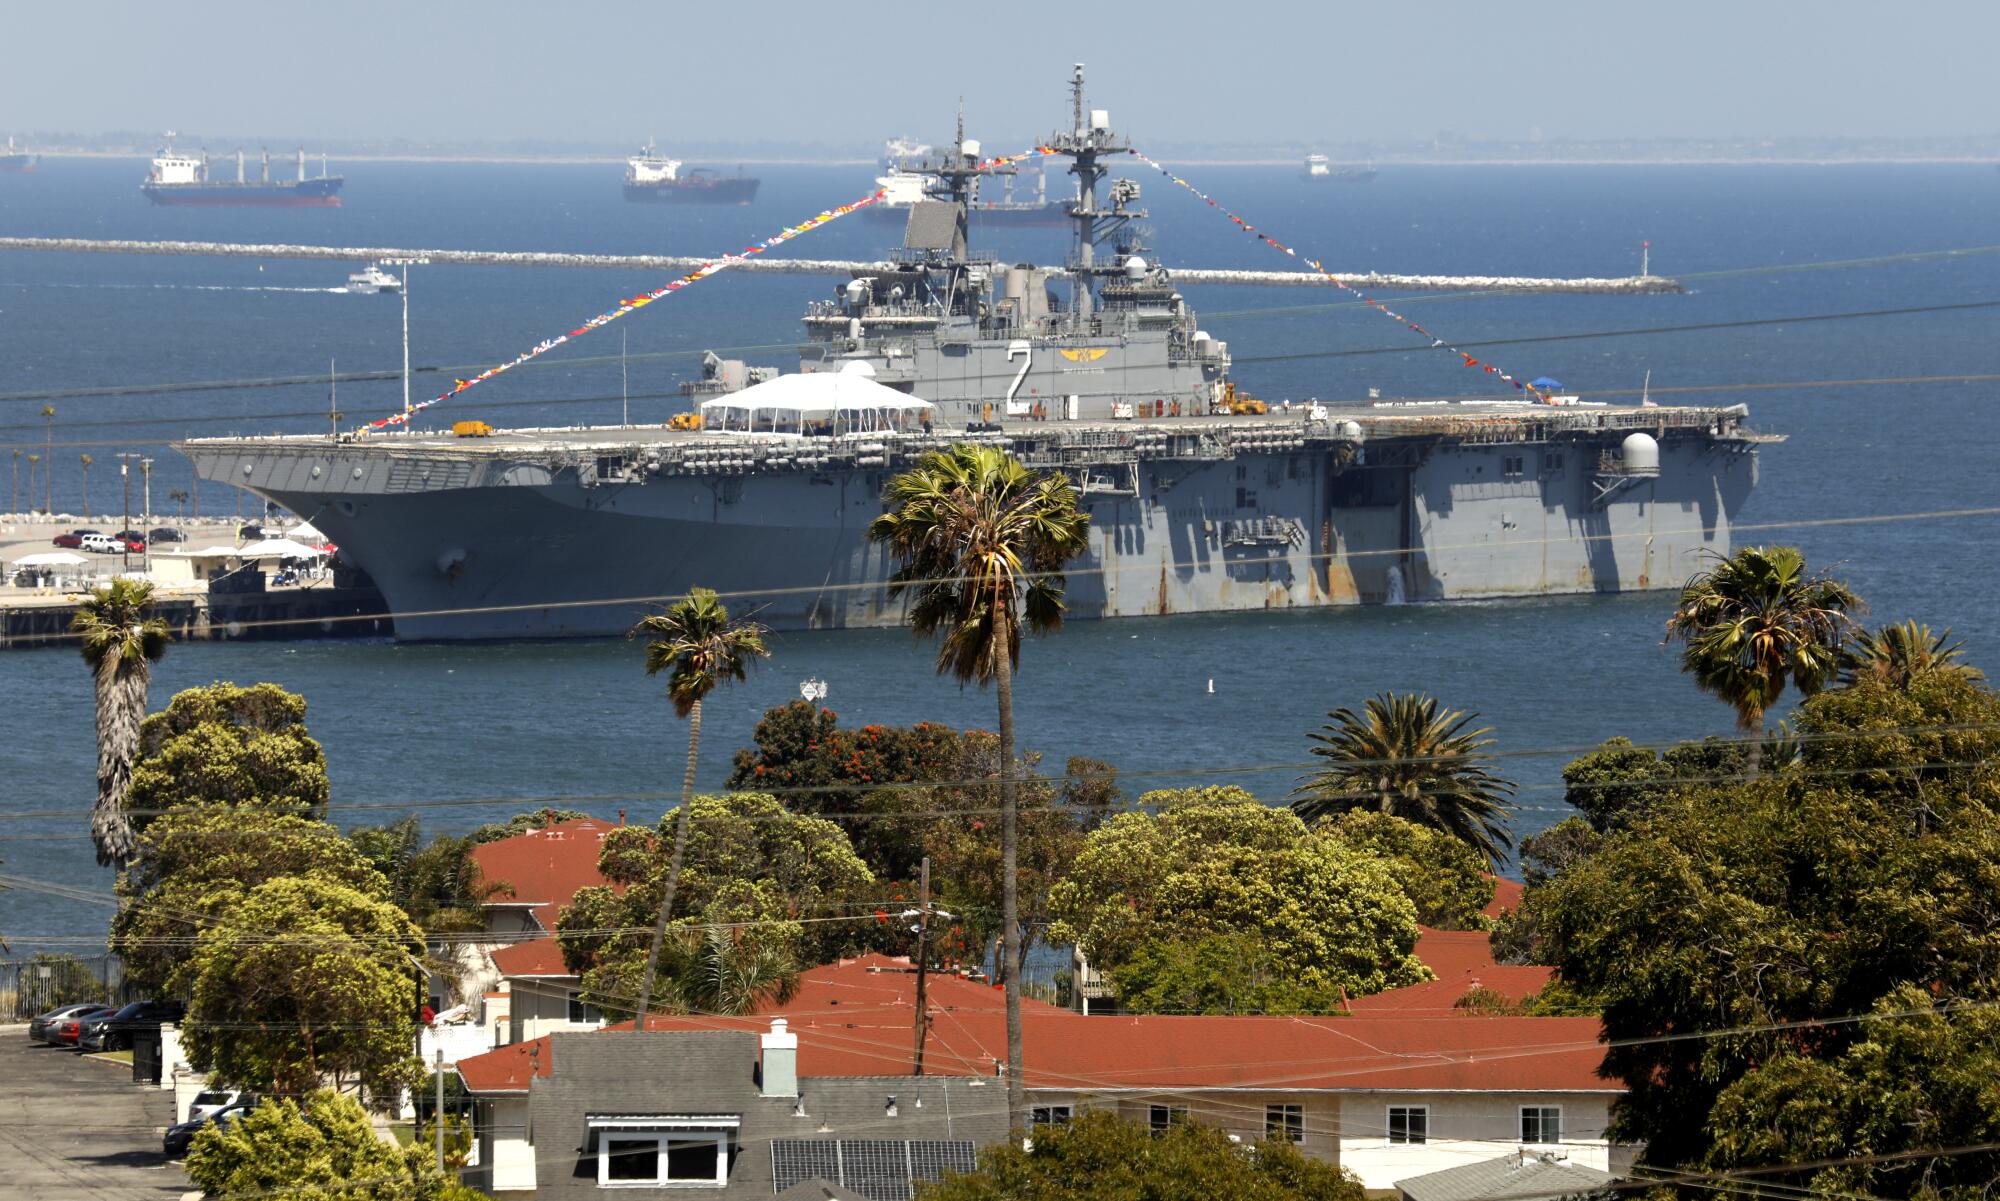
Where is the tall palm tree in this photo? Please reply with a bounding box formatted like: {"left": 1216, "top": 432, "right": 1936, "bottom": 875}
{"left": 1290, "top": 692, "right": 1516, "bottom": 866}
{"left": 1664, "top": 546, "right": 1862, "bottom": 766}
{"left": 26, "top": 454, "right": 41, "bottom": 513}
{"left": 867, "top": 443, "right": 1090, "bottom": 1129}
{"left": 627, "top": 587, "right": 769, "bottom": 1026}
{"left": 1839, "top": 620, "right": 1983, "bottom": 690}
{"left": 10, "top": 449, "right": 19, "bottom": 514}
{"left": 41, "top": 404, "right": 55, "bottom": 512}
{"left": 78, "top": 454, "right": 93, "bottom": 516}
{"left": 71, "top": 578, "right": 172, "bottom": 866}
{"left": 168, "top": 488, "right": 189, "bottom": 522}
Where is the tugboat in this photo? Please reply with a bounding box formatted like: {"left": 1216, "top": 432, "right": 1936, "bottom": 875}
{"left": 1301, "top": 152, "right": 1377, "bottom": 183}
{"left": 0, "top": 135, "right": 37, "bottom": 172}
{"left": 141, "top": 139, "right": 343, "bottom": 206}
{"left": 622, "top": 140, "right": 759, "bottom": 205}
{"left": 344, "top": 264, "right": 402, "bottom": 295}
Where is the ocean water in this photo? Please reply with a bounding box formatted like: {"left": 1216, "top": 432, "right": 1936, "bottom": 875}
{"left": 2, "top": 158, "right": 1997, "bottom": 948}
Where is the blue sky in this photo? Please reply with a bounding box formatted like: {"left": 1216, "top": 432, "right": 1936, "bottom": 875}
{"left": 5, "top": 0, "right": 1995, "bottom": 145}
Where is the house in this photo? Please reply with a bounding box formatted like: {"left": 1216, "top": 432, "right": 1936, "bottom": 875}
{"left": 456, "top": 954, "right": 1631, "bottom": 1198}
{"left": 491, "top": 936, "right": 603, "bottom": 1045}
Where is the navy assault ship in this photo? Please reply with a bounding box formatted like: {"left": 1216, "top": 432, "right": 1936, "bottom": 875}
{"left": 178, "top": 67, "right": 1769, "bottom": 642}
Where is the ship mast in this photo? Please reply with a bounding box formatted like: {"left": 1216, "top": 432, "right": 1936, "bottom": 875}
{"left": 1044, "top": 63, "right": 1143, "bottom": 327}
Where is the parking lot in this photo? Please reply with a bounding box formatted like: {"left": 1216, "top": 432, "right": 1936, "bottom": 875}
{"left": 0, "top": 1026, "right": 190, "bottom": 1201}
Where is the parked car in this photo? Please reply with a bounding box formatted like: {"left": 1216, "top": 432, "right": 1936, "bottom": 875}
{"left": 237, "top": 523, "right": 272, "bottom": 541}
{"left": 51, "top": 528, "right": 102, "bottom": 549}
{"left": 164, "top": 1100, "right": 254, "bottom": 1158}
{"left": 77, "top": 998, "right": 184, "bottom": 1052}
{"left": 188, "top": 1088, "right": 258, "bottom": 1122}
{"left": 112, "top": 529, "right": 149, "bottom": 550}
{"left": 51, "top": 1004, "right": 117, "bottom": 1047}
{"left": 79, "top": 533, "right": 122, "bottom": 554}
{"left": 28, "top": 1001, "right": 109, "bottom": 1044}
{"left": 148, "top": 527, "right": 187, "bottom": 544}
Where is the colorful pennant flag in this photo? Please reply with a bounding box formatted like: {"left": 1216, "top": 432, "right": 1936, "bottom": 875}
{"left": 1127, "top": 150, "right": 1549, "bottom": 402}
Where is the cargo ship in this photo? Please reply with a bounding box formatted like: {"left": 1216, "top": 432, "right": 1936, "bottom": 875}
{"left": 178, "top": 67, "right": 1769, "bottom": 642}
{"left": 0, "top": 136, "right": 37, "bottom": 172}
{"left": 141, "top": 143, "right": 343, "bottom": 206}
{"left": 1302, "top": 153, "right": 1377, "bottom": 183}
{"left": 622, "top": 141, "right": 759, "bottom": 205}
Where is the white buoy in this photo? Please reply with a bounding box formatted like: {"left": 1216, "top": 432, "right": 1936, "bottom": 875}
{"left": 1206, "top": 678, "right": 1215, "bottom": 694}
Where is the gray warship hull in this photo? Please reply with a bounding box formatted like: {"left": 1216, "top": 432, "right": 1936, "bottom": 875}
{"left": 180, "top": 405, "right": 1763, "bottom": 642}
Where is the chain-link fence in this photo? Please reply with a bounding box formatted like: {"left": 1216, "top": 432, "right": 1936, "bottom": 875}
{"left": 0, "top": 952, "right": 139, "bottom": 1019}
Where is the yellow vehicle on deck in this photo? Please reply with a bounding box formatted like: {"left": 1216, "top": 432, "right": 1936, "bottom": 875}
{"left": 667, "top": 412, "right": 704, "bottom": 431}
{"left": 452, "top": 420, "right": 494, "bottom": 438}
{"left": 1220, "top": 382, "right": 1268, "bottom": 415}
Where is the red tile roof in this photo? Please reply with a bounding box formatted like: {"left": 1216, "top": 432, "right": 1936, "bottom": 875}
{"left": 489, "top": 936, "right": 574, "bottom": 979}
{"left": 1345, "top": 929, "right": 1553, "bottom": 1015}
{"left": 1485, "top": 877, "right": 1526, "bottom": 918}
{"left": 456, "top": 952, "right": 1606, "bottom": 1096}
{"left": 468, "top": 817, "right": 619, "bottom": 932}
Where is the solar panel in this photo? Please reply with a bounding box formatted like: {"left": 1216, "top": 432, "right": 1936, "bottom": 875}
{"left": 771, "top": 1139, "right": 841, "bottom": 1194}
{"left": 769, "top": 1138, "right": 978, "bottom": 1200}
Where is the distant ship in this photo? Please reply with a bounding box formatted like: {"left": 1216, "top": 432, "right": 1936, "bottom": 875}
{"left": 868, "top": 118, "right": 1065, "bottom": 227}
{"left": 345, "top": 264, "right": 402, "bottom": 295}
{"left": 1301, "top": 153, "right": 1377, "bottom": 183}
{"left": 141, "top": 142, "right": 343, "bottom": 206}
{"left": 882, "top": 136, "right": 931, "bottom": 166}
{"left": 622, "top": 141, "right": 758, "bottom": 205}
{"left": 1, "top": 135, "right": 37, "bottom": 172}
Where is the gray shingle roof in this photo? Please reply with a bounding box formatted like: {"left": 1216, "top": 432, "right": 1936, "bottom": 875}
{"left": 1396, "top": 1154, "right": 1614, "bottom": 1201}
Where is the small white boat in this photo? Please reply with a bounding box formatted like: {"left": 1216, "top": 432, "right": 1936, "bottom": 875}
{"left": 345, "top": 264, "right": 402, "bottom": 295}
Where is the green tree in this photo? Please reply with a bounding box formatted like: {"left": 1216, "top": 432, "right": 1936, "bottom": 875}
{"left": 1487, "top": 817, "right": 1604, "bottom": 966}
{"left": 868, "top": 443, "right": 1090, "bottom": 1129}
{"left": 468, "top": 806, "right": 591, "bottom": 844}
{"left": 1048, "top": 789, "right": 1428, "bottom": 1003}
{"left": 185, "top": 876, "right": 426, "bottom": 1097}
{"left": 1319, "top": 810, "right": 1494, "bottom": 930}
{"left": 1663, "top": 545, "right": 1862, "bottom": 761}
{"left": 1289, "top": 693, "right": 1515, "bottom": 866}
{"left": 629, "top": 587, "right": 771, "bottom": 1026}
{"left": 128, "top": 682, "right": 330, "bottom": 832}
{"left": 71, "top": 577, "right": 172, "bottom": 865}
{"left": 557, "top": 792, "right": 872, "bottom": 1015}
{"left": 113, "top": 809, "right": 392, "bottom": 995}
{"left": 188, "top": 1090, "right": 483, "bottom": 1201}
{"left": 1840, "top": 619, "right": 1984, "bottom": 690}
{"left": 1559, "top": 735, "right": 1749, "bottom": 832}
{"left": 1108, "top": 932, "right": 1348, "bottom": 1015}
{"left": 917, "top": 1109, "right": 1364, "bottom": 1201}
{"left": 348, "top": 817, "right": 504, "bottom": 934}
{"left": 1533, "top": 669, "right": 2000, "bottom": 1180}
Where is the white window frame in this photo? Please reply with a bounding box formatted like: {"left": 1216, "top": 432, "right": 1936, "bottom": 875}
{"left": 1265, "top": 1103, "right": 1304, "bottom": 1144}
{"left": 596, "top": 1131, "right": 730, "bottom": 1188}
{"left": 1520, "top": 1105, "right": 1562, "bottom": 1145}
{"left": 1386, "top": 1105, "right": 1429, "bottom": 1145}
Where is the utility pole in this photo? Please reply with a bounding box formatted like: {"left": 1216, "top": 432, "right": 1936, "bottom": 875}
{"left": 141, "top": 457, "right": 153, "bottom": 525}
{"left": 621, "top": 328, "right": 630, "bottom": 428}
{"left": 328, "top": 358, "right": 343, "bottom": 442}
{"left": 912, "top": 857, "right": 931, "bottom": 1075}
{"left": 116, "top": 453, "right": 139, "bottom": 572}
{"left": 434, "top": 1046, "right": 447, "bottom": 1172}
{"left": 380, "top": 259, "right": 429, "bottom": 427}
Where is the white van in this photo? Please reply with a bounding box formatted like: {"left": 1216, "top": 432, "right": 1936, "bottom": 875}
{"left": 80, "top": 533, "right": 121, "bottom": 554}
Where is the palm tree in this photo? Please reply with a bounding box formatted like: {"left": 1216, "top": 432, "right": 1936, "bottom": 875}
{"left": 627, "top": 587, "right": 769, "bottom": 1026}
{"left": 25, "top": 454, "right": 41, "bottom": 513}
{"left": 867, "top": 443, "right": 1090, "bottom": 1128}
{"left": 1664, "top": 546, "right": 1862, "bottom": 766}
{"left": 71, "top": 578, "right": 172, "bottom": 866}
{"left": 78, "top": 454, "right": 93, "bottom": 516}
{"left": 168, "top": 489, "right": 189, "bottom": 522}
{"left": 1840, "top": 620, "right": 1983, "bottom": 690}
{"left": 41, "top": 404, "right": 55, "bottom": 512}
{"left": 668, "top": 924, "right": 798, "bottom": 1016}
{"left": 10, "top": 449, "right": 20, "bottom": 514}
{"left": 1290, "top": 692, "right": 1516, "bottom": 866}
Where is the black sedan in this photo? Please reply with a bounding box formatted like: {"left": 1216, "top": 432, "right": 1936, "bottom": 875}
{"left": 77, "top": 999, "right": 184, "bottom": 1053}
{"left": 164, "top": 1100, "right": 254, "bottom": 1158}
{"left": 27, "top": 1001, "right": 110, "bottom": 1044}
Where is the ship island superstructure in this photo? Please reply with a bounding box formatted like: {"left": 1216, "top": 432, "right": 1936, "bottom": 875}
{"left": 178, "top": 67, "right": 1769, "bottom": 642}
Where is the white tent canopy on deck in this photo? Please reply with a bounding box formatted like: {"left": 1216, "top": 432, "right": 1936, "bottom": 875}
{"left": 699, "top": 363, "right": 932, "bottom": 436}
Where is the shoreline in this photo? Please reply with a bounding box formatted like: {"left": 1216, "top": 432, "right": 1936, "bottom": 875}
{"left": 15, "top": 150, "right": 2000, "bottom": 168}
